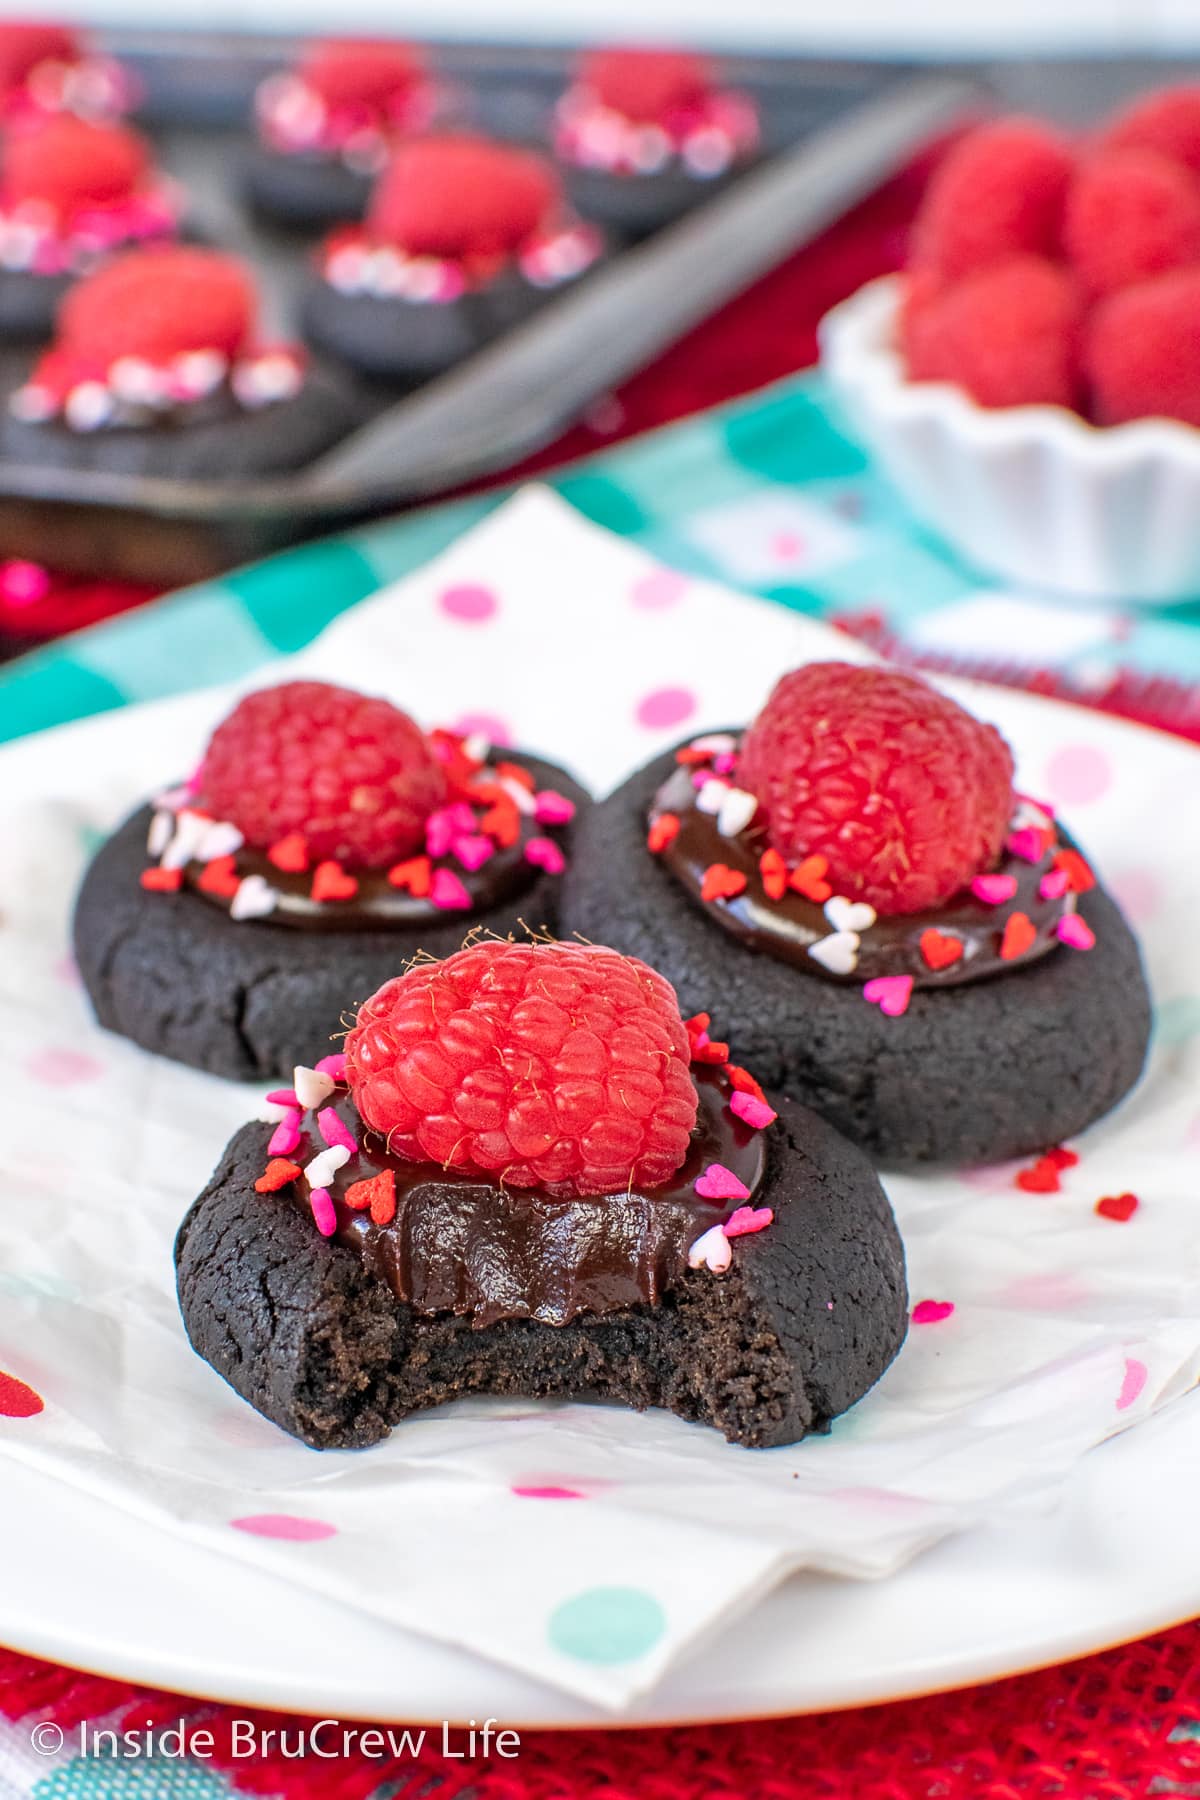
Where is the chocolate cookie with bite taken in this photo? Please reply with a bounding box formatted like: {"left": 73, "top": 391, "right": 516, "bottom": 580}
{"left": 74, "top": 679, "right": 588, "bottom": 1080}
{"left": 563, "top": 662, "right": 1151, "bottom": 1167}
{"left": 175, "top": 939, "right": 907, "bottom": 1449}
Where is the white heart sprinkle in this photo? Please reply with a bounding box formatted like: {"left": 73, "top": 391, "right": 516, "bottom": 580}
{"left": 305, "top": 1145, "right": 350, "bottom": 1190}
{"left": 687, "top": 1224, "right": 732, "bottom": 1273}
{"left": 152, "top": 784, "right": 191, "bottom": 813}
{"left": 808, "top": 930, "right": 860, "bottom": 975}
{"left": 717, "top": 786, "right": 758, "bottom": 838}
{"left": 696, "top": 779, "right": 728, "bottom": 816}
{"left": 690, "top": 733, "right": 738, "bottom": 755}
{"left": 230, "top": 875, "right": 278, "bottom": 921}
{"left": 463, "top": 732, "right": 490, "bottom": 764}
{"left": 294, "top": 1064, "right": 336, "bottom": 1109}
{"left": 146, "top": 809, "right": 174, "bottom": 857}
{"left": 824, "top": 895, "right": 877, "bottom": 934}
{"left": 195, "top": 818, "right": 244, "bottom": 861}
{"left": 500, "top": 775, "right": 537, "bottom": 816}
{"left": 160, "top": 808, "right": 212, "bottom": 870}
{"left": 260, "top": 1100, "right": 292, "bottom": 1124}
{"left": 1014, "top": 799, "right": 1052, "bottom": 831}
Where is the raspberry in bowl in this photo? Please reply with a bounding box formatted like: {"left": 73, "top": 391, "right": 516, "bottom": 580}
{"left": 820, "top": 89, "right": 1200, "bottom": 603}
{"left": 244, "top": 38, "right": 440, "bottom": 232}
{"left": 302, "top": 132, "right": 603, "bottom": 384}
{"left": 74, "top": 679, "right": 589, "bottom": 1079}
{"left": 175, "top": 939, "right": 907, "bottom": 1448}
{"left": 562, "top": 661, "right": 1151, "bottom": 1167}
{"left": 0, "top": 244, "right": 361, "bottom": 479}
{"left": 552, "top": 46, "right": 759, "bottom": 238}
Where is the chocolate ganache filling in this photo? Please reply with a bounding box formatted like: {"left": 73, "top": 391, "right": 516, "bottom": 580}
{"left": 282, "top": 1065, "right": 765, "bottom": 1327}
{"left": 650, "top": 739, "right": 1079, "bottom": 988}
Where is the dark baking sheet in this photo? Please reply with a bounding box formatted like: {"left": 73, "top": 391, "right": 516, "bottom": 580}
{"left": 0, "top": 37, "right": 979, "bottom": 583}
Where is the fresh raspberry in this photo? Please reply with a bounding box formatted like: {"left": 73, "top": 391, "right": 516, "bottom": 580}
{"left": 298, "top": 38, "right": 424, "bottom": 110}
{"left": 1083, "top": 268, "right": 1200, "bottom": 427}
{"left": 0, "top": 22, "right": 79, "bottom": 98}
{"left": 912, "top": 118, "right": 1075, "bottom": 281}
{"left": 346, "top": 941, "right": 699, "bottom": 1197}
{"left": 579, "top": 47, "right": 713, "bottom": 122}
{"left": 368, "top": 134, "right": 558, "bottom": 258}
{"left": 901, "top": 255, "right": 1083, "bottom": 410}
{"left": 1102, "top": 85, "right": 1200, "bottom": 176}
{"left": 737, "top": 662, "right": 1016, "bottom": 916}
{"left": 198, "top": 680, "right": 446, "bottom": 869}
{"left": 3, "top": 115, "right": 148, "bottom": 210}
{"left": 58, "top": 248, "right": 256, "bottom": 364}
{"left": 1063, "top": 148, "right": 1200, "bottom": 295}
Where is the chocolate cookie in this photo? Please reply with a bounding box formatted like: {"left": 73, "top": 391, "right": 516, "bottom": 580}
{"left": 562, "top": 744, "right": 1152, "bottom": 1167}
{"left": 244, "top": 143, "right": 373, "bottom": 231}
{"left": 75, "top": 750, "right": 588, "bottom": 1082}
{"left": 0, "top": 269, "right": 72, "bottom": 343}
{"left": 300, "top": 277, "right": 525, "bottom": 385}
{"left": 175, "top": 1087, "right": 907, "bottom": 1450}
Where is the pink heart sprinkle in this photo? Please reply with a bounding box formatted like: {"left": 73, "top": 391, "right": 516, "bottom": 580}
{"left": 862, "top": 975, "right": 914, "bottom": 1018}
{"left": 525, "top": 836, "right": 566, "bottom": 875}
{"left": 971, "top": 873, "right": 1018, "bottom": 905}
{"left": 309, "top": 1189, "right": 336, "bottom": 1238}
{"left": 912, "top": 1299, "right": 955, "bottom": 1324}
{"left": 268, "top": 1110, "right": 301, "bottom": 1155}
{"left": 430, "top": 869, "right": 472, "bottom": 911}
{"left": 712, "top": 753, "right": 736, "bottom": 775}
{"left": 266, "top": 1088, "right": 300, "bottom": 1108}
{"left": 534, "top": 790, "right": 576, "bottom": 826}
{"left": 724, "top": 1205, "right": 774, "bottom": 1238}
{"left": 453, "top": 833, "right": 494, "bottom": 872}
{"left": 315, "top": 1054, "right": 346, "bottom": 1081}
{"left": 425, "top": 814, "right": 454, "bottom": 858}
{"left": 1007, "top": 827, "right": 1045, "bottom": 864}
{"left": 448, "top": 803, "right": 476, "bottom": 833}
{"left": 1039, "top": 867, "right": 1070, "bottom": 900}
{"left": 694, "top": 1163, "right": 751, "bottom": 1202}
{"left": 730, "top": 1090, "right": 777, "bottom": 1130}
{"left": 1056, "top": 913, "right": 1095, "bottom": 950}
{"left": 317, "top": 1108, "right": 357, "bottom": 1155}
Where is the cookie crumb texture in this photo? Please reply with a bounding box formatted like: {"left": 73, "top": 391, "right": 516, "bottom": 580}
{"left": 73, "top": 751, "right": 588, "bottom": 1080}
{"left": 561, "top": 743, "right": 1152, "bottom": 1167}
{"left": 175, "top": 1094, "right": 906, "bottom": 1449}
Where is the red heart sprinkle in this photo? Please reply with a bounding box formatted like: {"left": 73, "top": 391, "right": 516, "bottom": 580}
{"left": 1000, "top": 911, "right": 1037, "bottom": 960}
{"left": 675, "top": 746, "right": 711, "bottom": 766}
{"left": 790, "top": 854, "right": 832, "bottom": 903}
{"left": 919, "top": 928, "right": 964, "bottom": 971}
{"left": 1096, "top": 1191, "right": 1139, "bottom": 1222}
{"left": 198, "top": 854, "right": 241, "bottom": 898}
{"left": 267, "top": 832, "right": 310, "bottom": 873}
{"left": 0, "top": 1370, "right": 44, "bottom": 1418}
{"left": 311, "top": 860, "right": 359, "bottom": 903}
{"left": 1054, "top": 848, "right": 1096, "bottom": 894}
{"left": 140, "top": 866, "right": 182, "bottom": 892}
{"left": 255, "top": 1158, "right": 303, "bottom": 1193}
{"left": 759, "top": 848, "right": 788, "bottom": 901}
{"left": 1047, "top": 1146, "right": 1080, "bottom": 1170}
{"left": 1016, "top": 1156, "right": 1061, "bottom": 1193}
{"left": 346, "top": 1169, "right": 396, "bottom": 1225}
{"left": 480, "top": 797, "right": 521, "bottom": 847}
{"left": 728, "top": 1064, "right": 768, "bottom": 1103}
{"left": 647, "top": 813, "right": 681, "bottom": 854}
{"left": 701, "top": 863, "right": 748, "bottom": 903}
{"left": 388, "top": 855, "right": 432, "bottom": 897}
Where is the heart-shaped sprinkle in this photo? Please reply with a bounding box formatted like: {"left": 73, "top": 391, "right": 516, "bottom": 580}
{"left": 919, "top": 928, "right": 964, "bottom": 971}
{"left": 198, "top": 854, "right": 240, "bottom": 898}
{"left": 480, "top": 797, "right": 521, "bottom": 847}
{"left": 696, "top": 778, "right": 729, "bottom": 816}
{"left": 317, "top": 1108, "right": 356, "bottom": 1155}
{"left": 687, "top": 1224, "right": 732, "bottom": 1273}
{"left": 267, "top": 831, "right": 310, "bottom": 873}
{"left": 140, "top": 865, "right": 182, "bottom": 893}
{"left": 912, "top": 1298, "right": 955, "bottom": 1324}
{"left": 431, "top": 868, "right": 472, "bottom": 911}
{"left": 759, "top": 848, "right": 787, "bottom": 901}
{"left": 790, "top": 854, "right": 832, "bottom": 903}
{"left": 535, "top": 790, "right": 576, "bottom": 827}
{"left": 825, "top": 895, "right": 877, "bottom": 934}
{"left": 268, "top": 1110, "right": 302, "bottom": 1156}
{"left": 730, "top": 1090, "right": 777, "bottom": 1129}
{"left": 701, "top": 863, "right": 748, "bottom": 903}
{"left": 305, "top": 1145, "right": 350, "bottom": 1190}
{"left": 1039, "top": 867, "right": 1070, "bottom": 900}
{"left": 230, "top": 874, "right": 278, "bottom": 921}
{"left": 265, "top": 1087, "right": 300, "bottom": 1109}
{"left": 1007, "top": 826, "right": 1048, "bottom": 864}
{"left": 309, "top": 1188, "right": 336, "bottom": 1238}
{"left": 724, "top": 1204, "right": 774, "bottom": 1238}
{"left": 1000, "top": 911, "right": 1037, "bottom": 960}
{"left": 808, "top": 930, "right": 860, "bottom": 975}
{"left": 255, "top": 1158, "right": 303, "bottom": 1193}
{"left": 971, "top": 873, "right": 1017, "bottom": 905}
{"left": 1096, "top": 1191, "right": 1138, "bottom": 1222}
{"left": 1014, "top": 794, "right": 1055, "bottom": 826}
{"left": 717, "top": 786, "right": 758, "bottom": 838}
{"left": 315, "top": 1052, "right": 347, "bottom": 1081}
{"left": 294, "top": 1065, "right": 336, "bottom": 1110}
{"left": 690, "top": 733, "right": 737, "bottom": 756}
{"left": 1047, "top": 1145, "right": 1079, "bottom": 1170}
{"left": 1016, "top": 1155, "right": 1061, "bottom": 1193}
{"left": 694, "top": 1163, "right": 751, "bottom": 1202}
{"left": 311, "top": 860, "right": 358, "bottom": 904}
{"left": 387, "top": 855, "right": 432, "bottom": 897}
{"left": 647, "top": 813, "right": 680, "bottom": 853}
{"left": 346, "top": 1168, "right": 396, "bottom": 1225}
{"left": 454, "top": 833, "right": 494, "bottom": 872}
{"left": 863, "top": 974, "right": 913, "bottom": 1017}
{"left": 1055, "top": 848, "right": 1096, "bottom": 894}
{"left": 147, "top": 809, "right": 174, "bottom": 857}
{"left": 161, "top": 808, "right": 212, "bottom": 869}
{"left": 1056, "top": 913, "right": 1095, "bottom": 951}
{"left": 525, "top": 836, "right": 566, "bottom": 875}
{"left": 196, "top": 819, "right": 244, "bottom": 862}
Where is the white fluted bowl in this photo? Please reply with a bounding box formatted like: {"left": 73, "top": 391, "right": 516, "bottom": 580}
{"left": 819, "top": 276, "right": 1200, "bottom": 605}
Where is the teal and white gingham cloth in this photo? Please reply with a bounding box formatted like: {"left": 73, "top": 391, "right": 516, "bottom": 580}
{"left": 5, "top": 370, "right": 1200, "bottom": 749}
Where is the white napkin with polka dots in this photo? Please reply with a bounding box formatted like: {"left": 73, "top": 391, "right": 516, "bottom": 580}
{"left": 1, "top": 486, "right": 1199, "bottom": 1710}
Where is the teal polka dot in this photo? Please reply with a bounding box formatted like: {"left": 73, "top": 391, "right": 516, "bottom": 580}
{"left": 1155, "top": 996, "right": 1200, "bottom": 1047}
{"left": 547, "top": 1586, "right": 666, "bottom": 1665}
{"left": 34, "top": 1754, "right": 232, "bottom": 1798}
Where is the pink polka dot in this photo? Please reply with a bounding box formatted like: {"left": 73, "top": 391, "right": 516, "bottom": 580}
{"left": 630, "top": 569, "right": 687, "bottom": 611}
{"left": 635, "top": 686, "right": 697, "bottom": 731}
{"left": 438, "top": 582, "right": 498, "bottom": 623}
{"left": 770, "top": 531, "right": 805, "bottom": 561}
{"left": 1108, "top": 867, "right": 1161, "bottom": 925}
{"left": 450, "top": 710, "right": 512, "bottom": 748}
{"left": 1116, "top": 1357, "right": 1148, "bottom": 1412}
{"left": 1044, "top": 744, "right": 1113, "bottom": 808}
{"left": 27, "top": 1047, "right": 103, "bottom": 1087}
{"left": 231, "top": 1514, "right": 337, "bottom": 1542}
{"left": 513, "top": 1485, "right": 587, "bottom": 1500}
